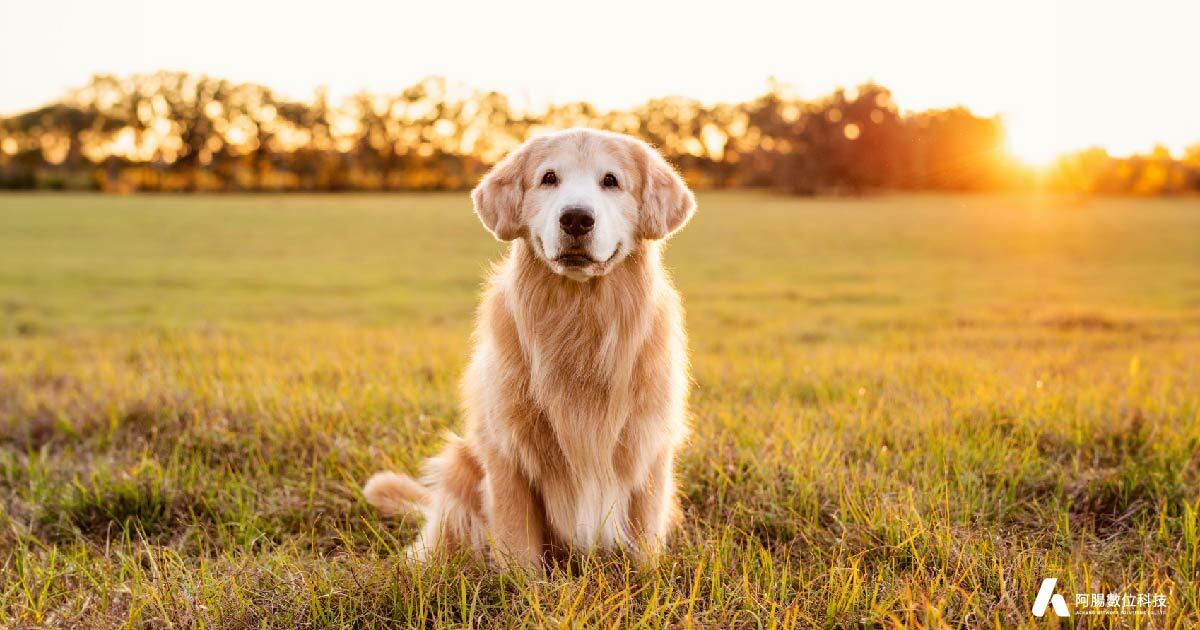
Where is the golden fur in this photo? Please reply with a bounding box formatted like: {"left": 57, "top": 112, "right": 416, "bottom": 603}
{"left": 363, "top": 129, "right": 695, "bottom": 570}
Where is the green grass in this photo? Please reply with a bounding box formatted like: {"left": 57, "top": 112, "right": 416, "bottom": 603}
{"left": 1, "top": 191, "right": 1198, "bottom": 627}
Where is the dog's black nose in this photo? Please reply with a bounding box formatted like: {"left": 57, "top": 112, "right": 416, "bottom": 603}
{"left": 559, "top": 206, "right": 594, "bottom": 237}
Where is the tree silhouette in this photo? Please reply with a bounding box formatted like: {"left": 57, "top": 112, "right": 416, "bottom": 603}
{"left": 0, "top": 72, "right": 1194, "bottom": 195}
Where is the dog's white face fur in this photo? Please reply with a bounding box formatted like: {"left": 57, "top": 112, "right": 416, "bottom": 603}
{"left": 524, "top": 142, "right": 637, "bottom": 281}
{"left": 472, "top": 129, "right": 695, "bottom": 281}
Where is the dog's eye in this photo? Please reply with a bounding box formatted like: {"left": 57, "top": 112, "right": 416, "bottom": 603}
{"left": 601, "top": 173, "right": 619, "bottom": 189}
{"left": 541, "top": 171, "right": 558, "bottom": 186}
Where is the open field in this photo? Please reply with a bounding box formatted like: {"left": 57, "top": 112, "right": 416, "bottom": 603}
{"left": 1, "top": 191, "right": 1198, "bottom": 627}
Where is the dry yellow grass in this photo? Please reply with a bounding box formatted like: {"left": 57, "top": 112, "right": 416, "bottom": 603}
{"left": 1, "top": 192, "right": 1198, "bottom": 627}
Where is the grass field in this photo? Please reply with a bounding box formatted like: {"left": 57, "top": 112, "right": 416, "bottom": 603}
{"left": 1, "top": 191, "right": 1198, "bottom": 628}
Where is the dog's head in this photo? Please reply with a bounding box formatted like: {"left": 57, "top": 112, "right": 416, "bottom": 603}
{"left": 472, "top": 129, "right": 695, "bottom": 281}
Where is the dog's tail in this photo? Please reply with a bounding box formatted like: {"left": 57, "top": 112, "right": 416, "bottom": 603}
{"left": 363, "top": 471, "right": 430, "bottom": 517}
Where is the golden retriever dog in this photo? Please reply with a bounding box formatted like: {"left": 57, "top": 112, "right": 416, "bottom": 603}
{"left": 363, "top": 129, "right": 695, "bottom": 570}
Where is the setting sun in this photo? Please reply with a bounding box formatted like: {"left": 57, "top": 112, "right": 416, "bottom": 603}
{"left": 1005, "top": 111, "right": 1064, "bottom": 167}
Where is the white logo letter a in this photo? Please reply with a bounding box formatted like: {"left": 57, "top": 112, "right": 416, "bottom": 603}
{"left": 1032, "top": 578, "right": 1070, "bottom": 617}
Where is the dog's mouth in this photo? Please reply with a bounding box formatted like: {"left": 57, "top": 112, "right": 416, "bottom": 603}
{"left": 553, "top": 247, "right": 621, "bottom": 269}
{"left": 552, "top": 253, "right": 595, "bottom": 267}
{"left": 555, "top": 253, "right": 594, "bottom": 268}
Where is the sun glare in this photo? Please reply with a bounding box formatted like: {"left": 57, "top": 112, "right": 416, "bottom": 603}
{"left": 1005, "top": 112, "right": 1064, "bottom": 167}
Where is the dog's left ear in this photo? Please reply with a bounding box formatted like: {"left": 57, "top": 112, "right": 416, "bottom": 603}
{"left": 638, "top": 143, "right": 696, "bottom": 240}
{"left": 471, "top": 143, "right": 531, "bottom": 241}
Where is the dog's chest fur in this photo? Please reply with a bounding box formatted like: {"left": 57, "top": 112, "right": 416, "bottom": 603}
{"left": 469, "top": 242, "right": 684, "bottom": 549}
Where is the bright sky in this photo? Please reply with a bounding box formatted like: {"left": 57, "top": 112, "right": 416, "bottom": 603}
{"left": 2, "top": 0, "right": 1197, "bottom": 163}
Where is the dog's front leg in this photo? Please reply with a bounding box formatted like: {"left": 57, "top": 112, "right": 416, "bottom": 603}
{"left": 627, "top": 447, "right": 677, "bottom": 565}
{"left": 483, "top": 451, "right": 545, "bottom": 571}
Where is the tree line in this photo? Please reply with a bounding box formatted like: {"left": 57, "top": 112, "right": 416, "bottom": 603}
{"left": 1, "top": 72, "right": 1197, "bottom": 195}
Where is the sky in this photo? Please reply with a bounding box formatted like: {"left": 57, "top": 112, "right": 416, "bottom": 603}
{"left": 2, "top": 0, "right": 1197, "bottom": 163}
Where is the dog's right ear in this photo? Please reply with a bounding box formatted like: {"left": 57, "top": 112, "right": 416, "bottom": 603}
{"left": 471, "top": 143, "right": 530, "bottom": 241}
{"left": 636, "top": 141, "right": 696, "bottom": 240}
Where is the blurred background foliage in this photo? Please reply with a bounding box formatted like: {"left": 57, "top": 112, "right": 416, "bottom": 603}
{"left": 2, "top": 72, "right": 1197, "bottom": 195}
